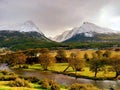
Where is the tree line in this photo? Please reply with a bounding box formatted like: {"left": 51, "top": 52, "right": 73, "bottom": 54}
{"left": 0, "top": 48, "right": 120, "bottom": 78}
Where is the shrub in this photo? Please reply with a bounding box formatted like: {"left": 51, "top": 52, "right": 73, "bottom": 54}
{"left": 25, "top": 76, "right": 39, "bottom": 83}
{"left": 0, "top": 70, "right": 9, "bottom": 75}
{"left": 9, "top": 78, "right": 31, "bottom": 87}
{"left": 69, "top": 83, "right": 100, "bottom": 90}
{"left": 0, "top": 76, "right": 18, "bottom": 81}
{"left": 51, "top": 83, "right": 60, "bottom": 90}
{"left": 116, "top": 76, "right": 120, "bottom": 80}
{"left": 40, "top": 79, "right": 60, "bottom": 90}
{"left": 0, "top": 71, "right": 18, "bottom": 81}
{"left": 0, "top": 71, "right": 17, "bottom": 76}
{"left": 22, "top": 65, "right": 29, "bottom": 69}
{"left": 69, "top": 83, "right": 87, "bottom": 90}
{"left": 8, "top": 72, "right": 16, "bottom": 75}
{"left": 40, "top": 79, "right": 50, "bottom": 89}
{"left": 49, "top": 80, "right": 60, "bottom": 90}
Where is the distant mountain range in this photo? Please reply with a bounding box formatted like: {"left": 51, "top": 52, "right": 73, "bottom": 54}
{"left": 0, "top": 21, "right": 120, "bottom": 50}
{"left": 52, "top": 22, "right": 120, "bottom": 42}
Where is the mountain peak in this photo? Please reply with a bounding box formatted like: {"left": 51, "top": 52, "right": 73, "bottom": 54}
{"left": 23, "top": 21, "right": 35, "bottom": 26}
{"left": 0, "top": 21, "right": 44, "bottom": 35}
{"left": 81, "top": 22, "right": 117, "bottom": 33}
{"left": 83, "top": 22, "right": 92, "bottom": 24}
{"left": 83, "top": 22, "right": 98, "bottom": 27}
{"left": 52, "top": 22, "right": 119, "bottom": 42}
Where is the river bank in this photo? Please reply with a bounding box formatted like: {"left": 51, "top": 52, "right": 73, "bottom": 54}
{"left": 1, "top": 63, "right": 120, "bottom": 89}
{"left": 14, "top": 69, "right": 120, "bottom": 89}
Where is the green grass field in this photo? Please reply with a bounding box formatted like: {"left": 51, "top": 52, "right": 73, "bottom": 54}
{"left": 25, "top": 63, "right": 117, "bottom": 79}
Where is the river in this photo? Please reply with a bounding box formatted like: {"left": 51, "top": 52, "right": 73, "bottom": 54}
{"left": 14, "top": 70, "right": 120, "bottom": 90}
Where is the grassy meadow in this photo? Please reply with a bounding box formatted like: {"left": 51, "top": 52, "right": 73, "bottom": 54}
{"left": 23, "top": 63, "right": 116, "bottom": 79}
{"left": 1, "top": 49, "right": 120, "bottom": 90}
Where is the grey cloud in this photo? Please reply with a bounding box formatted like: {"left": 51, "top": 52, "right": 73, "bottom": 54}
{"left": 0, "top": 0, "right": 119, "bottom": 37}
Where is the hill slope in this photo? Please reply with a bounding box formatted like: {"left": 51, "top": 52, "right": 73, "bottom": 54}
{"left": 64, "top": 32, "right": 120, "bottom": 43}
{"left": 0, "top": 30, "right": 60, "bottom": 50}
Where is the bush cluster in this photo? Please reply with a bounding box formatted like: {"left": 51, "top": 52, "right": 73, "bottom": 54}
{"left": 0, "top": 71, "right": 18, "bottom": 81}
{"left": 0, "top": 70, "right": 16, "bottom": 76}
{"left": 0, "top": 70, "right": 9, "bottom": 75}
{"left": 40, "top": 79, "right": 60, "bottom": 90}
{"left": 19, "top": 65, "right": 29, "bottom": 69}
{"left": 9, "top": 78, "right": 31, "bottom": 87}
{"left": 24, "top": 76, "right": 39, "bottom": 83}
{"left": 40, "top": 79, "right": 49, "bottom": 89}
{"left": 69, "top": 83, "right": 100, "bottom": 90}
{"left": 116, "top": 76, "right": 120, "bottom": 80}
{"left": 0, "top": 76, "right": 18, "bottom": 81}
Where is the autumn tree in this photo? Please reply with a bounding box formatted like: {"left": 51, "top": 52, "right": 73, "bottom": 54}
{"left": 0, "top": 54, "right": 8, "bottom": 63}
{"left": 89, "top": 53, "right": 106, "bottom": 77}
{"left": 24, "top": 49, "right": 38, "bottom": 57}
{"left": 84, "top": 53, "right": 89, "bottom": 61}
{"left": 69, "top": 56, "right": 85, "bottom": 71}
{"left": 39, "top": 49, "right": 55, "bottom": 70}
{"left": 95, "top": 50, "right": 103, "bottom": 58}
{"left": 103, "top": 50, "right": 111, "bottom": 58}
{"left": 24, "top": 49, "right": 41, "bottom": 64}
{"left": 40, "top": 48, "right": 49, "bottom": 54}
{"left": 0, "top": 56, "right": 2, "bottom": 63}
{"left": 1, "top": 52, "right": 26, "bottom": 67}
{"left": 11, "top": 52, "right": 26, "bottom": 66}
{"left": 63, "top": 53, "right": 76, "bottom": 72}
{"left": 64, "top": 53, "right": 85, "bottom": 74}
{"left": 109, "top": 55, "right": 120, "bottom": 78}
{"left": 69, "top": 53, "right": 85, "bottom": 79}
{"left": 55, "top": 49, "right": 67, "bottom": 63}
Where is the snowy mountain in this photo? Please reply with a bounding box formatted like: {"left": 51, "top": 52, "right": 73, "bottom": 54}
{"left": 0, "top": 21, "right": 60, "bottom": 50}
{"left": 52, "top": 22, "right": 119, "bottom": 42}
{"left": 0, "top": 21, "right": 44, "bottom": 35}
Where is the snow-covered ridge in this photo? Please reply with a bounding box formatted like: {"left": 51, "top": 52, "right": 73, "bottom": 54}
{"left": 79, "top": 22, "right": 118, "bottom": 34}
{"left": 52, "top": 22, "right": 120, "bottom": 42}
{"left": 0, "top": 21, "right": 44, "bottom": 35}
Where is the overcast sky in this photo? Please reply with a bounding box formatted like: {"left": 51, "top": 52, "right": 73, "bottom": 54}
{"left": 0, "top": 0, "right": 120, "bottom": 37}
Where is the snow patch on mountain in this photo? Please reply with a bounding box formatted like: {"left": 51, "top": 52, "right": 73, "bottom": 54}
{"left": 84, "top": 32, "right": 93, "bottom": 37}
{"left": 0, "top": 21, "right": 44, "bottom": 35}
